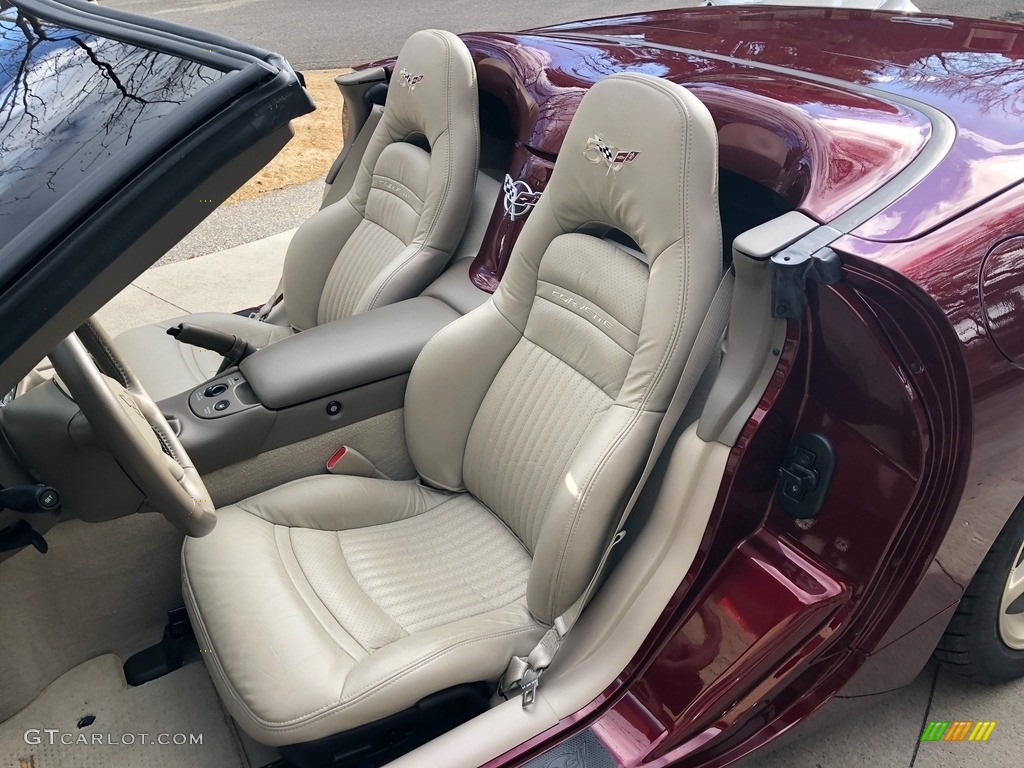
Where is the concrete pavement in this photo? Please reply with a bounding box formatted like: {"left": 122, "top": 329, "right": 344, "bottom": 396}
{"left": 95, "top": 228, "right": 292, "bottom": 336}
{"left": 747, "top": 662, "right": 1024, "bottom": 767}
{"left": 154, "top": 180, "right": 321, "bottom": 267}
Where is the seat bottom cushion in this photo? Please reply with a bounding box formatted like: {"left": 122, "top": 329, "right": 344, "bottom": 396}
{"left": 114, "top": 312, "right": 294, "bottom": 402}
{"left": 182, "top": 475, "right": 543, "bottom": 746}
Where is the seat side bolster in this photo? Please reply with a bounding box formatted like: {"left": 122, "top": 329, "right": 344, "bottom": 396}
{"left": 404, "top": 300, "right": 520, "bottom": 491}
{"left": 281, "top": 199, "right": 363, "bottom": 331}
{"left": 234, "top": 474, "right": 444, "bottom": 530}
{"left": 528, "top": 406, "right": 662, "bottom": 625}
{"left": 356, "top": 243, "right": 452, "bottom": 314}
{"left": 412, "top": 107, "right": 479, "bottom": 256}
{"left": 336, "top": 603, "right": 540, "bottom": 724}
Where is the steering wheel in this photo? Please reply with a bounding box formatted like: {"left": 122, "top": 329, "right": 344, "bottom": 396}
{"left": 48, "top": 319, "right": 216, "bottom": 537}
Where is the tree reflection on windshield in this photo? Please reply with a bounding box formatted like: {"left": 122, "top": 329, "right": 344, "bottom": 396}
{"left": 0, "top": 3, "right": 225, "bottom": 243}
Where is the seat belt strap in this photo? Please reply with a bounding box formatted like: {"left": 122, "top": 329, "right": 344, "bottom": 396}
{"left": 500, "top": 269, "right": 735, "bottom": 706}
{"left": 251, "top": 279, "right": 284, "bottom": 321}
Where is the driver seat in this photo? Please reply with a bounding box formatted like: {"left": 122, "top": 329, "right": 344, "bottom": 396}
{"left": 114, "top": 29, "right": 480, "bottom": 402}
{"left": 181, "top": 72, "right": 721, "bottom": 749}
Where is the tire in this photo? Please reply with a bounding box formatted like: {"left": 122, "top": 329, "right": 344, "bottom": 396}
{"left": 935, "top": 499, "right": 1024, "bottom": 684}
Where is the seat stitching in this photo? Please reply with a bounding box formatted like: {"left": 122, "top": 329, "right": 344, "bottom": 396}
{"left": 287, "top": 527, "right": 406, "bottom": 653}
{"left": 327, "top": 221, "right": 406, "bottom": 318}
{"left": 522, "top": 325, "right": 616, "bottom": 394}
{"left": 361, "top": 243, "right": 427, "bottom": 313}
{"left": 490, "top": 344, "right": 548, "bottom": 535}
{"left": 534, "top": 289, "right": 640, "bottom": 354}
{"left": 533, "top": 401, "right": 609, "bottom": 555}
{"left": 371, "top": 170, "right": 426, "bottom": 210}
{"left": 364, "top": 203, "right": 413, "bottom": 244}
{"left": 412, "top": 302, "right": 519, "bottom": 492}
{"left": 368, "top": 192, "right": 422, "bottom": 232}
{"left": 279, "top": 527, "right": 371, "bottom": 659}
{"left": 463, "top": 337, "right": 533, "bottom": 487}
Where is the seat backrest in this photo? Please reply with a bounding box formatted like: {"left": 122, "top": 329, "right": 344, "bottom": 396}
{"left": 404, "top": 73, "right": 722, "bottom": 625}
{"left": 281, "top": 30, "right": 479, "bottom": 331}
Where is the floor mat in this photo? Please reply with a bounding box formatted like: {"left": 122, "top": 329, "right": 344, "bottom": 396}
{"left": 0, "top": 654, "right": 247, "bottom": 768}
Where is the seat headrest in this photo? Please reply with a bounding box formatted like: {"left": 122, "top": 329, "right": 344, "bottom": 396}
{"left": 544, "top": 72, "right": 719, "bottom": 262}
{"left": 383, "top": 29, "right": 477, "bottom": 146}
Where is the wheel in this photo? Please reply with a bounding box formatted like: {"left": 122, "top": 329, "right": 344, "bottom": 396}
{"left": 48, "top": 319, "right": 216, "bottom": 537}
{"left": 936, "top": 499, "right": 1024, "bottom": 683}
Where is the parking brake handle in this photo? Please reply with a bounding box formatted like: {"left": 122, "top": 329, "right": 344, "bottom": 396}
{"left": 166, "top": 323, "right": 258, "bottom": 374}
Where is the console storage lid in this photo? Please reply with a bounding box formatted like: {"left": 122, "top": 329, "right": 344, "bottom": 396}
{"left": 240, "top": 297, "right": 459, "bottom": 409}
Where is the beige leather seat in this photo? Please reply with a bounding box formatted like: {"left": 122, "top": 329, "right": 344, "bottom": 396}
{"left": 181, "top": 72, "right": 721, "bottom": 746}
{"left": 115, "top": 29, "right": 480, "bottom": 402}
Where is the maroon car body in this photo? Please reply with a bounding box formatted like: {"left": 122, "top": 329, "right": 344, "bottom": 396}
{"left": 363, "top": 8, "right": 1024, "bottom": 765}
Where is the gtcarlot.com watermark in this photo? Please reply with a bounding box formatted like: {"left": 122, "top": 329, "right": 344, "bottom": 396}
{"left": 24, "top": 728, "right": 203, "bottom": 746}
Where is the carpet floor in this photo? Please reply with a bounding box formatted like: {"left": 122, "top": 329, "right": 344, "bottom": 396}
{"left": 0, "top": 654, "right": 246, "bottom": 768}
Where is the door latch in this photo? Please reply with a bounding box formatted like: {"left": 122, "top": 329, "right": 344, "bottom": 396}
{"left": 777, "top": 432, "right": 836, "bottom": 519}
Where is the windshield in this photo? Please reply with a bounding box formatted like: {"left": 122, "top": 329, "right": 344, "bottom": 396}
{"left": 0, "top": 3, "right": 226, "bottom": 246}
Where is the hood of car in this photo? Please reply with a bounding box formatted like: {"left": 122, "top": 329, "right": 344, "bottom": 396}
{"left": 517, "top": 7, "right": 1024, "bottom": 242}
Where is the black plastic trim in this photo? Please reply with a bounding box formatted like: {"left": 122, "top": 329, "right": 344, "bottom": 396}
{"left": 278, "top": 683, "right": 490, "bottom": 768}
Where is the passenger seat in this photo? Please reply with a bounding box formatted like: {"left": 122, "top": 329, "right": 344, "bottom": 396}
{"left": 114, "top": 29, "right": 480, "bottom": 402}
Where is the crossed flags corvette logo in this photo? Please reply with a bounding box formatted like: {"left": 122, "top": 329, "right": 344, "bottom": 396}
{"left": 398, "top": 67, "right": 424, "bottom": 91}
{"left": 583, "top": 135, "right": 641, "bottom": 175}
{"left": 503, "top": 174, "right": 542, "bottom": 221}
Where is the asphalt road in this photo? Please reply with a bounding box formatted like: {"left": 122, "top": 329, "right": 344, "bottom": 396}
{"left": 102, "top": 0, "right": 1023, "bottom": 70}
{"left": 102, "top": 0, "right": 702, "bottom": 68}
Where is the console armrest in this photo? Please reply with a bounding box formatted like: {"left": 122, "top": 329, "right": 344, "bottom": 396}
{"left": 240, "top": 297, "right": 459, "bottom": 409}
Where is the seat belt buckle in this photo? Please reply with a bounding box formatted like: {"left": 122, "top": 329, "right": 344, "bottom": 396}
{"left": 327, "top": 445, "right": 377, "bottom": 477}
{"left": 520, "top": 668, "right": 542, "bottom": 708}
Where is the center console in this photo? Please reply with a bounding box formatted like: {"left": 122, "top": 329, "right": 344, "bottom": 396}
{"left": 162, "top": 297, "right": 460, "bottom": 473}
